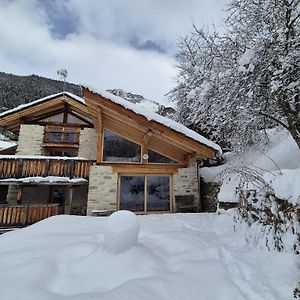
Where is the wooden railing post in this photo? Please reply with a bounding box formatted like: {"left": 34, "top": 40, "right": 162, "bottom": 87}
{"left": 70, "top": 160, "right": 74, "bottom": 179}
{"left": 16, "top": 158, "right": 23, "bottom": 178}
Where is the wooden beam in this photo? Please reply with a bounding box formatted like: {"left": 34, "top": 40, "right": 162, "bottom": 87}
{"left": 110, "top": 163, "right": 183, "bottom": 174}
{"left": 95, "top": 107, "right": 103, "bottom": 164}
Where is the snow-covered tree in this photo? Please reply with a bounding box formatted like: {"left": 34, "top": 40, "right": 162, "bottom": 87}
{"left": 169, "top": 0, "right": 300, "bottom": 151}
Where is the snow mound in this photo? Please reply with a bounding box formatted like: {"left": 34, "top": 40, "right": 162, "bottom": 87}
{"left": 104, "top": 210, "right": 140, "bottom": 254}
{"left": 0, "top": 213, "right": 298, "bottom": 300}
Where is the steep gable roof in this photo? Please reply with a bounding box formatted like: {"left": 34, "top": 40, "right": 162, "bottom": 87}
{"left": 83, "top": 86, "right": 221, "bottom": 153}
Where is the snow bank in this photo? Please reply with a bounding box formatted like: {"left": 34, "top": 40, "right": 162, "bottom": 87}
{"left": 104, "top": 210, "right": 140, "bottom": 254}
{"left": 263, "top": 168, "right": 300, "bottom": 205}
{"left": 202, "top": 129, "right": 300, "bottom": 204}
{"left": 0, "top": 213, "right": 298, "bottom": 300}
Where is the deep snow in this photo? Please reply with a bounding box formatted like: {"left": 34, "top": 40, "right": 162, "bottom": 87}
{"left": 201, "top": 129, "right": 300, "bottom": 205}
{"left": 0, "top": 212, "right": 298, "bottom": 300}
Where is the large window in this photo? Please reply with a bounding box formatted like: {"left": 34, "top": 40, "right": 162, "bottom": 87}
{"left": 103, "top": 129, "right": 141, "bottom": 162}
{"left": 119, "top": 175, "right": 170, "bottom": 212}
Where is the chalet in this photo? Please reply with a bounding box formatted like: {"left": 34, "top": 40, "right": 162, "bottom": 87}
{"left": 0, "top": 87, "right": 221, "bottom": 223}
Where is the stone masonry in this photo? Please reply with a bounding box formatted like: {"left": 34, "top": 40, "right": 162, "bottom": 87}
{"left": 86, "top": 165, "right": 118, "bottom": 215}
{"left": 7, "top": 124, "right": 45, "bottom": 204}
{"left": 16, "top": 124, "right": 44, "bottom": 155}
{"left": 173, "top": 162, "right": 200, "bottom": 210}
{"left": 78, "top": 128, "right": 98, "bottom": 160}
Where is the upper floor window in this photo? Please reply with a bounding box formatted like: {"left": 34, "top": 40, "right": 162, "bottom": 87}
{"left": 44, "top": 126, "right": 80, "bottom": 144}
{"left": 103, "top": 129, "right": 141, "bottom": 162}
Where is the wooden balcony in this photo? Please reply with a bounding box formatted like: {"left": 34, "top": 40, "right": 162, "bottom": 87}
{"left": 0, "top": 204, "right": 59, "bottom": 227}
{"left": 0, "top": 156, "right": 91, "bottom": 180}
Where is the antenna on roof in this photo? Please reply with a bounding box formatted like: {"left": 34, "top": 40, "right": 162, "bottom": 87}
{"left": 57, "top": 69, "right": 68, "bottom": 95}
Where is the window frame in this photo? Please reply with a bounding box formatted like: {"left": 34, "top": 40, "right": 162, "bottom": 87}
{"left": 117, "top": 174, "right": 173, "bottom": 214}
{"left": 101, "top": 128, "right": 142, "bottom": 164}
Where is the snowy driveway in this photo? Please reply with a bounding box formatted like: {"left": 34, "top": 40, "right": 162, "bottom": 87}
{"left": 0, "top": 212, "right": 297, "bottom": 300}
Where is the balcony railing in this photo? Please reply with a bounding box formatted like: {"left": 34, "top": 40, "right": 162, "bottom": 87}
{"left": 0, "top": 156, "right": 91, "bottom": 179}
{"left": 0, "top": 204, "right": 59, "bottom": 226}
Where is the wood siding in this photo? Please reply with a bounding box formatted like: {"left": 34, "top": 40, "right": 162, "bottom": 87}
{"left": 0, "top": 157, "right": 91, "bottom": 179}
{"left": 0, "top": 204, "right": 59, "bottom": 226}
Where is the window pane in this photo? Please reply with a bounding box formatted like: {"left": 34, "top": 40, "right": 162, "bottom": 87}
{"left": 148, "top": 149, "right": 177, "bottom": 164}
{"left": 50, "top": 149, "right": 63, "bottom": 156}
{"left": 50, "top": 113, "right": 64, "bottom": 123}
{"left": 103, "top": 130, "right": 141, "bottom": 162}
{"left": 63, "top": 129, "right": 77, "bottom": 143}
{"left": 49, "top": 128, "right": 62, "bottom": 142}
{"left": 120, "top": 176, "right": 144, "bottom": 212}
{"left": 147, "top": 176, "right": 170, "bottom": 211}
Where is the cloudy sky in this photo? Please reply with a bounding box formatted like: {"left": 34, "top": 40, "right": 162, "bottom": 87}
{"left": 0, "top": 0, "right": 225, "bottom": 104}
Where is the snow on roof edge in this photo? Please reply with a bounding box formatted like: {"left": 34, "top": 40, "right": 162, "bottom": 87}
{"left": 0, "top": 92, "right": 85, "bottom": 117}
{"left": 83, "top": 85, "right": 222, "bottom": 154}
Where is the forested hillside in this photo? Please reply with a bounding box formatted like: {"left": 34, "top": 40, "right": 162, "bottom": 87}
{"left": 0, "top": 72, "right": 170, "bottom": 115}
{"left": 0, "top": 72, "right": 81, "bottom": 112}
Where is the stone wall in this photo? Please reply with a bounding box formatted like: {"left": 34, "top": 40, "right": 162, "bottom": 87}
{"left": 6, "top": 185, "right": 18, "bottom": 205}
{"left": 16, "top": 124, "right": 44, "bottom": 155}
{"left": 200, "top": 179, "right": 220, "bottom": 212}
{"left": 86, "top": 165, "right": 118, "bottom": 215}
{"left": 173, "top": 162, "right": 200, "bottom": 210}
{"left": 78, "top": 128, "right": 97, "bottom": 160}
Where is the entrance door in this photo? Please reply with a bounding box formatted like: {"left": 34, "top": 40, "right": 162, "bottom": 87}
{"left": 50, "top": 187, "right": 66, "bottom": 214}
{"left": 119, "top": 175, "right": 170, "bottom": 213}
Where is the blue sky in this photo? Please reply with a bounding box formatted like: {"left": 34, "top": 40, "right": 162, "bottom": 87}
{"left": 0, "top": 0, "right": 225, "bottom": 104}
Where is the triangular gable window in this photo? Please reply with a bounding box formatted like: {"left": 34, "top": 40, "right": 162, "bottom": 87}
{"left": 103, "top": 129, "right": 141, "bottom": 162}
{"left": 148, "top": 149, "right": 178, "bottom": 164}
{"left": 40, "top": 113, "right": 64, "bottom": 123}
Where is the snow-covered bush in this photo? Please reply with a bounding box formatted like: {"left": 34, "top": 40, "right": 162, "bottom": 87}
{"left": 232, "top": 166, "right": 299, "bottom": 254}
{"left": 104, "top": 210, "right": 140, "bottom": 254}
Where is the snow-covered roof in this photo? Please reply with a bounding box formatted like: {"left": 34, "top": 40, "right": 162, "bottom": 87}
{"left": 83, "top": 85, "right": 222, "bottom": 153}
{"left": 0, "top": 176, "right": 87, "bottom": 184}
{"left": 0, "top": 155, "right": 89, "bottom": 161}
{"left": 0, "top": 92, "right": 85, "bottom": 117}
{"left": 0, "top": 140, "right": 17, "bottom": 150}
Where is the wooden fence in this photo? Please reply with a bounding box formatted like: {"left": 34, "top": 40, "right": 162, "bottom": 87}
{"left": 0, "top": 157, "right": 90, "bottom": 179}
{"left": 0, "top": 204, "right": 59, "bottom": 226}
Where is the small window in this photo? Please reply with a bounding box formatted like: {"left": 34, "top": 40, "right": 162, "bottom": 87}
{"left": 103, "top": 129, "right": 141, "bottom": 162}
{"left": 45, "top": 126, "right": 79, "bottom": 144}
{"left": 49, "top": 148, "right": 78, "bottom": 157}
{"left": 148, "top": 149, "right": 177, "bottom": 164}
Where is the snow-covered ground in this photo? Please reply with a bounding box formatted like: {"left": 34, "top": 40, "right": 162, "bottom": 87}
{"left": 0, "top": 212, "right": 298, "bottom": 300}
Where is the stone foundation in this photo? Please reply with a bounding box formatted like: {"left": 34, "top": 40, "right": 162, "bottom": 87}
{"left": 173, "top": 162, "right": 200, "bottom": 210}
{"left": 86, "top": 165, "right": 118, "bottom": 215}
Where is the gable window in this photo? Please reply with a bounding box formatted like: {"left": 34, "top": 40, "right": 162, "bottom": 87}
{"left": 103, "top": 129, "right": 141, "bottom": 163}
{"left": 148, "top": 149, "right": 178, "bottom": 164}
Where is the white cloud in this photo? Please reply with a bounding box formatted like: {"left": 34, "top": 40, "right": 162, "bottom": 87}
{"left": 0, "top": 0, "right": 225, "bottom": 104}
